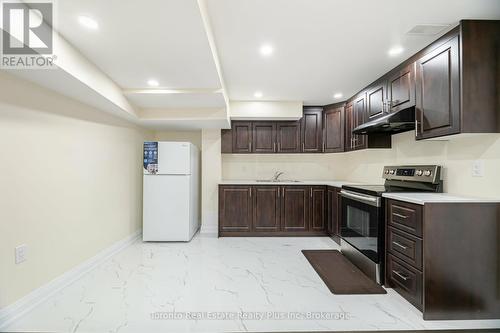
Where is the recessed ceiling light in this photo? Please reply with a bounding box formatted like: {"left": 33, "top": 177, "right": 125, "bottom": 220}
{"left": 333, "top": 93, "right": 343, "bottom": 99}
{"left": 147, "top": 79, "right": 159, "bottom": 87}
{"left": 388, "top": 46, "right": 404, "bottom": 57}
{"left": 78, "top": 15, "right": 99, "bottom": 30}
{"left": 259, "top": 44, "right": 274, "bottom": 57}
{"left": 254, "top": 91, "right": 263, "bottom": 98}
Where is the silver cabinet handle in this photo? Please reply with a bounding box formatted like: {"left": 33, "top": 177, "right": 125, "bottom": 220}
{"left": 302, "top": 142, "right": 305, "bottom": 151}
{"left": 393, "top": 213, "right": 408, "bottom": 219}
{"left": 310, "top": 188, "right": 313, "bottom": 198}
{"left": 273, "top": 142, "right": 276, "bottom": 152}
{"left": 393, "top": 270, "right": 409, "bottom": 281}
{"left": 392, "top": 241, "right": 408, "bottom": 250}
{"left": 249, "top": 141, "right": 252, "bottom": 152}
{"left": 340, "top": 190, "right": 381, "bottom": 207}
{"left": 277, "top": 187, "right": 280, "bottom": 197}
{"left": 249, "top": 188, "right": 252, "bottom": 197}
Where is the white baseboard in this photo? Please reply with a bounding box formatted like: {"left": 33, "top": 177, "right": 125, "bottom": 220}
{"left": 0, "top": 229, "right": 142, "bottom": 330}
{"left": 200, "top": 224, "right": 218, "bottom": 234}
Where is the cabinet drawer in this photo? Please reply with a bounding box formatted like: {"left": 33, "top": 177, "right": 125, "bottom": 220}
{"left": 387, "top": 227, "right": 422, "bottom": 270}
{"left": 387, "top": 254, "right": 423, "bottom": 310}
{"left": 387, "top": 200, "right": 423, "bottom": 237}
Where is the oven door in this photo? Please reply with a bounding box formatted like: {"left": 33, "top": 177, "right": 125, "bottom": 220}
{"left": 340, "top": 190, "right": 383, "bottom": 264}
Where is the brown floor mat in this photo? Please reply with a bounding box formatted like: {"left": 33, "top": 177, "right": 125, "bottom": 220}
{"left": 302, "top": 249, "right": 386, "bottom": 295}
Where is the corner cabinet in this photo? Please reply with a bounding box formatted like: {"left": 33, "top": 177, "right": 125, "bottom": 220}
{"left": 219, "top": 184, "right": 329, "bottom": 236}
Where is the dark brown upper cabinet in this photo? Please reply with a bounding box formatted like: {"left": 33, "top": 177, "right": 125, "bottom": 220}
{"left": 415, "top": 35, "right": 460, "bottom": 140}
{"left": 344, "top": 102, "right": 354, "bottom": 151}
{"left": 277, "top": 121, "right": 301, "bottom": 153}
{"left": 387, "top": 63, "right": 416, "bottom": 113}
{"left": 221, "top": 128, "right": 233, "bottom": 153}
{"left": 366, "top": 79, "right": 387, "bottom": 120}
{"left": 323, "top": 104, "right": 345, "bottom": 153}
{"left": 253, "top": 186, "right": 280, "bottom": 232}
{"left": 415, "top": 20, "right": 500, "bottom": 139}
{"left": 352, "top": 93, "right": 367, "bottom": 150}
{"left": 301, "top": 107, "right": 323, "bottom": 153}
{"left": 252, "top": 122, "right": 277, "bottom": 153}
{"left": 232, "top": 121, "right": 253, "bottom": 153}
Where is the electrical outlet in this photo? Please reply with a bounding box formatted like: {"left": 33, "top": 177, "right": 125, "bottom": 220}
{"left": 15, "top": 244, "right": 27, "bottom": 264}
{"left": 472, "top": 160, "right": 485, "bottom": 177}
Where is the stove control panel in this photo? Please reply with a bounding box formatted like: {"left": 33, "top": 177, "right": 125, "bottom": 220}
{"left": 383, "top": 165, "right": 441, "bottom": 184}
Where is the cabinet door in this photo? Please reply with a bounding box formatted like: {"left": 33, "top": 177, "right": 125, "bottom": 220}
{"left": 310, "top": 186, "right": 326, "bottom": 231}
{"left": 232, "top": 122, "right": 253, "bottom": 153}
{"left": 327, "top": 187, "right": 338, "bottom": 235}
{"left": 388, "top": 63, "right": 416, "bottom": 113}
{"left": 277, "top": 121, "right": 301, "bottom": 153}
{"left": 353, "top": 93, "right": 367, "bottom": 150}
{"left": 415, "top": 36, "right": 460, "bottom": 140}
{"left": 344, "top": 102, "right": 354, "bottom": 151}
{"left": 366, "top": 80, "right": 387, "bottom": 120}
{"left": 252, "top": 122, "right": 276, "bottom": 153}
{"left": 221, "top": 128, "right": 232, "bottom": 153}
{"left": 301, "top": 107, "right": 323, "bottom": 152}
{"left": 253, "top": 186, "right": 280, "bottom": 232}
{"left": 323, "top": 105, "right": 344, "bottom": 153}
{"left": 281, "top": 186, "right": 309, "bottom": 231}
{"left": 219, "top": 186, "right": 252, "bottom": 232}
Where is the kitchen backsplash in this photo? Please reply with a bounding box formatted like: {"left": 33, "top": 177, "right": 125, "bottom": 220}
{"left": 222, "top": 131, "right": 500, "bottom": 199}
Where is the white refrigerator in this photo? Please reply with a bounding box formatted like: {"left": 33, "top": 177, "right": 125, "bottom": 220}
{"left": 142, "top": 141, "right": 200, "bottom": 241}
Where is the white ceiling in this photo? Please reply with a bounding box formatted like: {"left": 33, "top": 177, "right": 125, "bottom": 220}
{"left": 124, "top": 91, "right": 226, "bottom": 109}
{"left": 57, "top": 0, "right": 221, "bottom": 90}
{"left": 7, "top": 0, "right": 500, "bottom": 127}
{"left": 207, "top": 0, "right": 500, "bottom": 105}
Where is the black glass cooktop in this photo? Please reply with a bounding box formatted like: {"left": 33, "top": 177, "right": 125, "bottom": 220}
{"left": 342, "top": 184, "right": 411, "bottom": 196}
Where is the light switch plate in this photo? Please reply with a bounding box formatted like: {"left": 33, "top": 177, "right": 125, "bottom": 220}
{"left": 15, "top": 244, "right": 27, "bottom": 264}
{"left": 472, "top": 160, "right": 485, "bottom": 177}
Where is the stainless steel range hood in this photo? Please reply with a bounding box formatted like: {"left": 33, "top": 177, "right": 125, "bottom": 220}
{"left": 353, "top": 107, "right": 415, "bottom": 135}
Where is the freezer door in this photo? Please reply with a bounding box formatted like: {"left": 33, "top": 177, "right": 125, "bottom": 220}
{"left": 157, "top": 142, "right": 191, "bottom": 175}
{"left": 143, "top": 175, "right": 190, "bottom": 241}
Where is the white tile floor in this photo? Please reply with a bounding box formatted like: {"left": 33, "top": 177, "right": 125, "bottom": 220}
{"left": 4, "top": 234, "right": 500, "bottom": 332}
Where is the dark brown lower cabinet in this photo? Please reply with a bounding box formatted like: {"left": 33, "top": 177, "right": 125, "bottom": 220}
{"left": 219, "top": 184, "right": 331, "bottom": 236}
{"left": 281, "top": 186, "right": 310, "bottom": 232}
{"left": 385, "top": 199, "right": 500, "bottom": 320}
{"left": 253, "top": 186, "right": 280, "bottom": 231}
{"left": 218, "top": 186, "right": 253, "bottom": 232}
{"left": 310, "top": 186, "right": 326, "bottom": 231}
{"left": 327, "top": 186, "right": 341, "bottom": 244}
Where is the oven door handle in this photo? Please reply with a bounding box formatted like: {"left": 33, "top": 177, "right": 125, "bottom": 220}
{"left": 340, "top": 190, "right": 381, "bottom": 207}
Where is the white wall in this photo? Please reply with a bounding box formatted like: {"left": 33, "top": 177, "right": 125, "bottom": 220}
{"left": 0, "top": 72, "right": 151, "bottom": 308}
{"left": 342, "top": 131, "right": 500, "bottom": 198}
{"left": 222, "top": 153, "right": 345, "bottom": 180}
{"left": 153, "top": 130, "right": 202, "bottom": 149}
{"left": 222, "top": 131, "right": 500, "bottom": 199}
{"left": 201, "top": 129, "right": 221, "bottom": 233}
{"left": 229, "top": 101, "right": 303, "bottom": 120}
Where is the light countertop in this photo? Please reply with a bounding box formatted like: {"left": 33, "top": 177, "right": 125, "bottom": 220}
{"left": 219, "top": 180, "right": 358, "bottom": 188}
{"left": 382, "top": 192, "right": 500, "bottom": 205}
{"left": 219, "top": 180, "right": 500, "bottom": 205}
